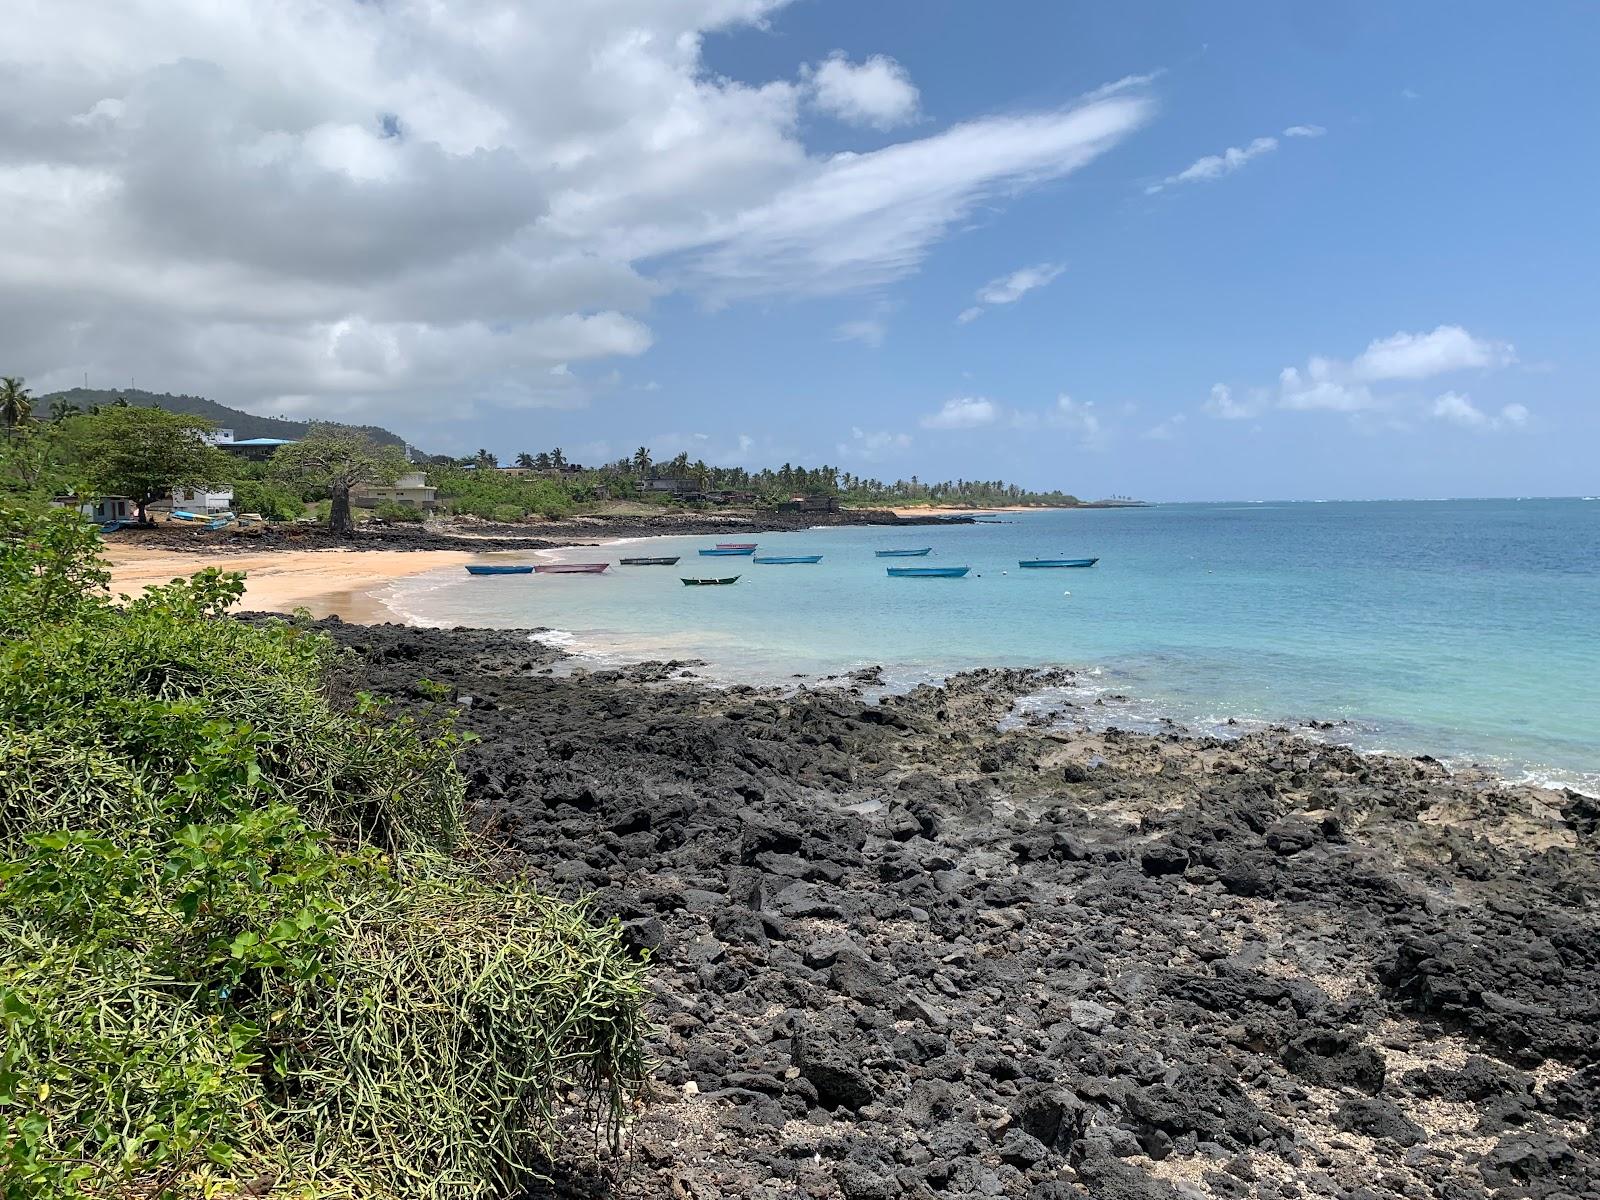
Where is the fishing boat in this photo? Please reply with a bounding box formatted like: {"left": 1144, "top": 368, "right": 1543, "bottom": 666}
{"left": 1018, "top": 557, "right": 1099, "bottom": 569}
{"left": 533, "top": 562, "right": 609, "bottom": 574}
{"left": 887, "top": 566, "right": 969, "bottom": 578}
{"left": 619, "top": 556, "right": 681, "bottom": 565}
{"left": 715, "top": 542, "right": 758, "bottom": 549}
{"left": 699, "top": 547, "right": 756, "bottom": 556}
{"left": 465, "top": 564, "right": 534, "bottom": 576}
{"left": 753, "top": 555, "right": 822, "bottom": 564}
{"left": 681, "top": 576, "right": 740, "bottom": 586}
{"left": 875, "top": 547, "right": 932, "bottom": 557}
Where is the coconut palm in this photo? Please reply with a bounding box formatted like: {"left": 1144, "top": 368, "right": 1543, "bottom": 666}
{"left": 514, "top": 452, "right": 535, "bottom": 469}
{"left": 1, "top": 377, "right": 33, "bottom": 437}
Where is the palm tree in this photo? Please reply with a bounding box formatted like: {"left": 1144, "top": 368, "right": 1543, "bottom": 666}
{"left": 550, "top": 446, "right": 567, "bottom": 469}
{"left": 474, "top": 448, "right": 498, "bottom": 469}
{"left": 631, "top": 446, "right": 652, "bottom": 476}
{"left": 1, "top": 377, "right": 33, "bottom": 437}
{"left": 49, "top": 397, "right": 80, "bottom": 423}
{"left": 514, "top": 452, "right": 535, "bottom": 469}
{"left": 533, "top": 451, "right": 552, "bottom": 470}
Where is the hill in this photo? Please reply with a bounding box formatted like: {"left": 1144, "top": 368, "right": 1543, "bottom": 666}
{"left": 39, "top": 388, "right": 412, "bottom": 451}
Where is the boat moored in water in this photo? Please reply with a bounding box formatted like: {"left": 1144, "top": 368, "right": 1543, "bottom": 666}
{"left": 753, "top": 555, "right": 822, "bottom": 564}
{"left": 682, "top": 576, "right": 740, "bottom": 586}
{"left": 887, "top": 566, "right": 969, "bottom": 578}
{"left": 715, "top": 542, "right": 758, "bottom": 549}
{"left": 1018, "top": 557, "right": 1099, "bottom": 569}
{"left": 699, "top": 547, "right": 756, "bottom": 556}
{"left": 619, "top": 556, "right": 681, "bottom": 565}
{"left": 465, "top": 564, "right": 534, "bottom": 575}
{"left": 533, "top": 562, "right": 609, "bottom": 574}
{"left": 875, "top": 547, "right": 932, "bottom": 557}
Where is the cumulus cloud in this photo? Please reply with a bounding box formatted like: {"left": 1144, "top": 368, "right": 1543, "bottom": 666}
{"left": 1352, "top": 325, "right": 1517, "bottom": 381}
{"left": 1142, "top": 413, "right": 1186, "bottom": 440}
{"left": 1202, "top": 382, "right": 1258, "bottom": 420}
{"left": 1049, "top": 393, "right": 1105, "bottom": 446}
{"left": 805, "top": 52, "right": 920, "bottom": 129}
{"left": 1430, "top": 392, "right": 1530, "bottom": 432}
{"left": 0, "top": 0, "right": 1153, "bottom": 435}
{"left": 920, "top": 397, "right": 998, "bottom": 430}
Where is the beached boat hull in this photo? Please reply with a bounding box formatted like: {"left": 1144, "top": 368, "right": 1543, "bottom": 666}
{"left": 699, "top": 547, "right": 756, "bottom": 556}
{"left": 534, "top": 563, "right": 609, "bottom": 574}
{"left": 619, "top": 556, "right": 681, "bottom": 565}
{"left": 465, "top": 564, "right": 534, "bottom": 575}
{"left": 887, "top": 566, "right": 969, "bottom": 578}
{"left": 1018, "top": 558, "right": 1099, "bottom": 568}
{"left": 875, "top": 548, "right": 932, "bottom": 557}
{"left": 682, "top": 576, "right": 740, "bottom": 586}
{"left": 753, "top": 555, "right": 822, "bottom": 564}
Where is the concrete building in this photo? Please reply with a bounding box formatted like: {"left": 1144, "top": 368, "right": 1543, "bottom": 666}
{"left": 351, "top": 470, "right": 438, "bottom": 510}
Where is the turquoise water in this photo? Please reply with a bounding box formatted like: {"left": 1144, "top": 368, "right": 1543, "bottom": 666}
{"left": 387, "top": 499, "right": 1600, "bottom": 792}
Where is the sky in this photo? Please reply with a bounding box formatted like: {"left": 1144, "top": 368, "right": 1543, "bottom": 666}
{"left": 2, "top": 1, "right": 1597, "bottom": 500}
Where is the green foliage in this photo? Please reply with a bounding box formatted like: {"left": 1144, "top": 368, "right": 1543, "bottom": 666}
{"left": 271, "top": 426, "right": 409, "bottom": 535}
{"left": 426, "top": 466, "right": 578, "bottom": 521}
{"left": 0, "top": 501, "right": 648, "bottom": 1198}
{"left": 371, "top": 501, "right": 424, "bottom": 524}
{"left": 231, "top": 478, "right": 306, "bottom": 521}
{"left": 64, "top": 407, "right": 235, "bottom": 522}
{"left": 1, "top": 377, "right": 32, "bottom": 437}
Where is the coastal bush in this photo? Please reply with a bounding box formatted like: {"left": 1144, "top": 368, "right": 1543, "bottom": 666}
{"left": 0, "top": 500, "right": 648, "bottom": 1198}
{"left": 371, "top": 500, "right": 424, "bottom": 523}
{"left": 232, "top": 477, "right": 306, "bottom": 521}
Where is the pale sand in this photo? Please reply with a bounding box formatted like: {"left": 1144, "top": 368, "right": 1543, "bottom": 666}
{"left": 104, "top": 545, "right": 474, "bottom": 622}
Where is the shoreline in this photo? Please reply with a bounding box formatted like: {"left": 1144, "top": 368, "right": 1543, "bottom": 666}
{"left": 308, "top": 620, "right": 1600, "bottom": 1197}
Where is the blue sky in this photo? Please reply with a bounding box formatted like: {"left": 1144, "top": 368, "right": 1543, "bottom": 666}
{"left": 6, "top": 1, "right": 1597, "bottom": 499}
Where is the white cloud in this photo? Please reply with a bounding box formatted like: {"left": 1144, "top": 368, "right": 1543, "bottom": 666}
{"left": 1283, "top": 124, "right": 1325, "bottom": 138}
{"left": 920, "top": 397, "right": 997, "bottom": 430}
{"left": 1142, "top": 413, "right": 1186, "bottom": 440}
{"left": 835, "top": 318, "right": 886, "bottom": 348}
{"left": 1430, "top": 392, "right": 1531, "bottom": 432}
{"left": 0, "top": 1, "right": 1154, "bottom": 436}
{"left": 957, "top": 261, "right": 1063, "bottom": 323}
{"left": 1147, "top": 135, "right": 1276, "bottom": 193}
{"left": 1202, "top": 382, "right": 1258, "bottom": 420}
{"left": 804, "top": 52, "right": 920, "bottom": 130}
{"left": 1049, "top": 393, "right": 1105, "bottom": 446}
{"left": 1278, "top": 368, "right": 1375, "bottom": 412}
{"left": 1352, "top": 325, "right": 1517, "bottom": 381}
{"left": 838, "top": 426, "right": 912, "bottom": 461}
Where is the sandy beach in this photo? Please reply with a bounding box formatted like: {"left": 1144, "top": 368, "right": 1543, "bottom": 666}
{"left": 104, "top": 543, "right": 473, "bottom": 621}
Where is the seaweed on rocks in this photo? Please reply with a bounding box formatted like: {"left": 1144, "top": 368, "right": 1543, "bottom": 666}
{"left": 310, "top": 618, "right": 1600, "bottom": 1200}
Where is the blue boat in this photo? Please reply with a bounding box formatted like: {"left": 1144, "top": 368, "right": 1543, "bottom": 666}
{"left": 887, "top": 566, "right": 969, "bottom": 578}
{"left": 875, "top": 548, "right": 932, "bottom": 557}
{"left": 465, "top": 564, "right": 534, "bottom": 575}
{"left": 1018, "top": 557, "right": 1099, "bottom": 569}
{"left": 753, "top": 555, "right": 822, "bottom": 564}
{"left": 699, "top": 547, "right": 756, "bottom": 556}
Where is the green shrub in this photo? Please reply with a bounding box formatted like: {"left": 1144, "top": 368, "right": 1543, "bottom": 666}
{"left": 489, "top": 503, "right": 525, "bottom": 523}
{"left": 372, "top": 501, "right": 424, "bottom": 524}
{"left": 0, "top": 501, "right": 648, "bottom": 1198}
{"left": 232, "top": 478, "right": 305, "bottom": 522}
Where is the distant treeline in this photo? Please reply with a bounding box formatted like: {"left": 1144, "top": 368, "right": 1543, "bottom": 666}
{"left": 38, "top": 388, "right": 410, "bottom": 451}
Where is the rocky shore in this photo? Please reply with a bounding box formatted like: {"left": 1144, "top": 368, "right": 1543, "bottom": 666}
{"left": 111, "top": 507, "right": 967, "bottom": 556}
{"left": 311, "top": 620, "right": 1597, "bottom": 1200}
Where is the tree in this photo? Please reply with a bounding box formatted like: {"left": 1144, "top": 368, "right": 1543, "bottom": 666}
{"left": 631, "top": 446, "right": 651, "bottom": 476}
{"left": 474, "top": 448, "right": 498, "bottom": 469}
{"left": 271, "top": 424, "right": 408, "bottom": 536}
{"left": 49, "top": 397, "right": 80, "bottom": 424}
{"left": 514, "top": 452, "right": 535, "bottom": 469}
{"left": 67, "top": 407, "right": 234, "bottom": 523}
{"left": 550, "top": 446, "right": 566, "bottom": 469}
{"left": 533, "top": 451, "right": 552, "bottom": 471}
{"left": 1, "top": 377, "right": 32, "bottom": 438}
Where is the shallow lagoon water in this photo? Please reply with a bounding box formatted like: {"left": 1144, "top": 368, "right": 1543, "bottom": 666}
{"left": 386, "top": 498, "right": 1600, "bottom": 792}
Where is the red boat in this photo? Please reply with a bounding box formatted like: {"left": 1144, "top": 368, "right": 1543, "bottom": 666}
{"left": 533, "top": 562, "right": 609, "bottom": 574}
{"left": 715, "top": 542, "right": 757, "bottom": 550}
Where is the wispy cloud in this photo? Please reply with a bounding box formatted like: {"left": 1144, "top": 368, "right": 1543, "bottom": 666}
{"left": 1142, "top": 413, "right": 1187, "bottom": 440}
{"left": 838, "top": 426, "right": 912, "bottom": 461}
{"left": 835, "top": 318, "right": 887, "bottom": 348}
{"left": 1202, "top": 382, "right": 1260, "bottom": 420}
{"left": 1146, "top": 122, "right": 1325, "bottom": 194}
{"left": 1352, "top": 325, "right": 1516, "bottom": 381}
{"left": 957, "top": 261, "right": 1064, "bottom": 323}
{"left": 1283, "top": 124, "right": 1325, "bottom": 138}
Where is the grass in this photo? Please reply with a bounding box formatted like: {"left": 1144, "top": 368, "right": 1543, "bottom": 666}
{"left": 1, "top": 501, "right": 648, "bottom": 1198}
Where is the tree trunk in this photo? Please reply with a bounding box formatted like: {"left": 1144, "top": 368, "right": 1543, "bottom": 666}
{"left": 328, "top": 486, "right": 354, "bottom": 536}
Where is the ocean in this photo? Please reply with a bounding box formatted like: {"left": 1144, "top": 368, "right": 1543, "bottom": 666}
{"left": 385, "top": 498, "right": 1600, "bottom": 793}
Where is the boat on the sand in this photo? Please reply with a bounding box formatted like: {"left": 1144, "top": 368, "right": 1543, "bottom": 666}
{"left": 875, "top": 547, "right": 932, "bottom": 557}
{"left": 753, "top": 555, "right": 822, "bottom": 564}
{"left": 887, "top": 566, "right": 969, "bottom": 578}
{"left": 465, "top": 564, "right": 534, "bottom": 575}
{"left": 619, "top": 556, "right": 681, "bottom": 565}
{"left": 699, "top": 547, "right": 755, "bottom": 556}
{"left": 533, "top": 562, "right": 609, "bottom": 574}
{"left": 682, "top": 576, "right": 740, "bottom": 586}
{"left": 1018, "top": 557, "right": 1099, "bottom": 569}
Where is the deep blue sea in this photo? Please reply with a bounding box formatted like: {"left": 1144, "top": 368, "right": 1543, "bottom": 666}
{"left": 386, "top": 499, "right": 1600, "bottom": 792}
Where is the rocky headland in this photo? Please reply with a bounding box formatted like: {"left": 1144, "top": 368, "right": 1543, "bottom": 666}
{"left": 308, "top": 620, "right": 1597, "bottom": 1200}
